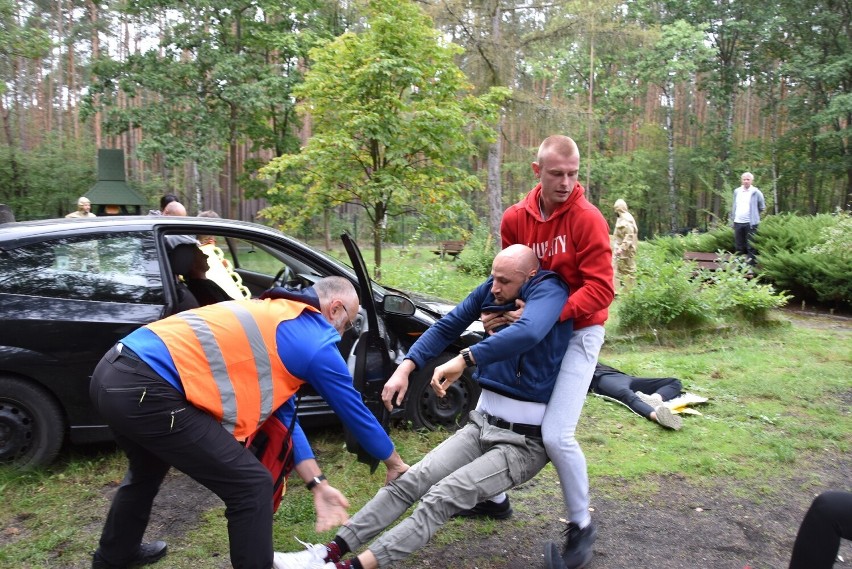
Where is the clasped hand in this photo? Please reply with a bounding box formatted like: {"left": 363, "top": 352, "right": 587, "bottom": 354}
{"left": 480, "top": 299, "right": 525, "bottom": 335}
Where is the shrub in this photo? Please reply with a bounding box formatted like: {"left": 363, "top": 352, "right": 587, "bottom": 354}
{"left": 456, "top": 224, "right": 497, "bottom": 278}
{"left": 651, "top": 227, "right": 734, "bottom": 261}
{"left": 697, "top": 256, "right": 791, "bottom": 323}
{"left": 756, "top": 213, "right": 851, "bottom": 307}
{"left": 616, "top": 247, "right": 712, "bottom": 331}
{"left": 616, "top": 244, "right": 790, "bottom": 333}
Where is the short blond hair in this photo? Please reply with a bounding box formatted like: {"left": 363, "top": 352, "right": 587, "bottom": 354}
{"left": 537, "top": 135, "right": 579, "bottom": 165}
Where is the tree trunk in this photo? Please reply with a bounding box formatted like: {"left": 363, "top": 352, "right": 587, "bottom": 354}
{"left": 373, "top": 202, "right": 385, "bottom": 280}
{"left": 665, "top": 84, "right": 677, "bottom": 233}
{"left": 487, "top": 116, "right": 503, "bottom": 245}
{"left": 324, "top": 209, "right": 331, "bottom": 251}
{"left": 0, "top": 98, "right": 23, "bottom": 200}
{"left": 88, "top": 0, "right": 102, "bottom": 148}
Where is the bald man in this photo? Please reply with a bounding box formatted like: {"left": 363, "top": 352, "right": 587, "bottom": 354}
{"left": 274, "top": 245, "right": 573, "bottom": 569}
{"left": 161, "top": 201, "right": 187, "bottom": 216}
{"left": 90, "top": 277, "right": 408, "bottom": 569}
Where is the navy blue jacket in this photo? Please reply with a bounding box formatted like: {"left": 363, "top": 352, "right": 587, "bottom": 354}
{"left": 405, "top": 271, "right": 572, "bottom": 403}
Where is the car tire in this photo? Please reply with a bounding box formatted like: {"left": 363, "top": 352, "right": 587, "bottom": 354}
{"left": 404, "top": 352, "right": 481, "bottom": 430}
{"left": 0, "top": 377, "right": 66, "bottom": 468}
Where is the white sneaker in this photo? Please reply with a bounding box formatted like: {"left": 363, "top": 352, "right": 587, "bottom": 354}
{"left": 272, "top": 538, "right": 329, "bottom": 569}
{"left": 654, "top": 405, "right": 682, "bottom": 430}
{"left": 636, "top": 391, "right": 664, "bottom": 408}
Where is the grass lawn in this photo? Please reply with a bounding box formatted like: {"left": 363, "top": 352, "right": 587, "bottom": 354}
{"left": 0, "top": 245, "right": 849, "bottom": 568}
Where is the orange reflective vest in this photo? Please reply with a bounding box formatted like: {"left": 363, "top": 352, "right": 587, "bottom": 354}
{"left": 145, "top": 299, "right": 317, "bottom": 440}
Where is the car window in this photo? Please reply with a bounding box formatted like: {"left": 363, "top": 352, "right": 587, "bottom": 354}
{"left": 222, "top": 237, "right": 286, "bottom": 274}
{"left": 0, "top": 232, "right": 164, "bottom": 304}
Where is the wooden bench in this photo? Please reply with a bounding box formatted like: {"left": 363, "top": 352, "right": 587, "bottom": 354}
{"left": 683, "top": 251, "right": 735, "bottom": 271}
{"left": 432, "top": 240, "right": 466, "bottom": 260}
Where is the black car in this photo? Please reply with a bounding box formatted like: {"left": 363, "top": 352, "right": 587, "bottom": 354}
{"left": 0, "top": 216, "right": 482, "bottom": 468}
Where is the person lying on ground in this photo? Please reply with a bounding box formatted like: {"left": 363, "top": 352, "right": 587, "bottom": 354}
{"left": 590, "top": 363, "right": 683, "bottom": 430}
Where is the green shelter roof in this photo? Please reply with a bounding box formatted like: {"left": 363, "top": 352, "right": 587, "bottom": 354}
{"left": 87, "top": 180, "right": 149, "bottom": 206}
{"left": 86, "top": 148, "right": 149, "bottom": 206}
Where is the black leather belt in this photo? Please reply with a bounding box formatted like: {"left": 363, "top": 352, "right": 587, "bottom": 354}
{"left": 484, "top": 414, "right": 542, "bottom": 438}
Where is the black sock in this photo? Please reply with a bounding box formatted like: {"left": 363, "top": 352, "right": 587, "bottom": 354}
{"left": 351, "top": 558, "right": 364, "bottom": 569}
{"left": 332, "top": 536, "right": 351, "bottom": 557}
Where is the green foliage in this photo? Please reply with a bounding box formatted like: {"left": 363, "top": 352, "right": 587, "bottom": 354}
{"left": 86, "top": 0, "right": 333, "bottom": 175}
{"left": 259, "top": 0, "right": 506, "bottom": 271}
{"left": 756, "top": 213, "right": 851, "bottom": 305}
{"left": 645, "top": 226, "right": 734, "bottom": 261}
{"left": 455, "top": 224, "right": 497, "bottom": 278}
{"left": 615, "top": 247, "right": 712, "bottom": 331}
{"left": 0, "top": 135, "right": 96, "bottom": 220}
{"left": 640, "top": 214, "right": 850, "bottom": 311}
{"left": 323, "top": 244, "right": 482, "bottom": 302}
{"left": 697, "top": 257, "right": 791, "bottom": 323}
{"left": 615, "top": 243, "right": 789, "bottom": 333}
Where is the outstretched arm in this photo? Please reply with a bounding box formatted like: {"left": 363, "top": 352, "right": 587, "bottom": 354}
{"left": 293, "top": 458, "right": 350, "bottom": 532}
{"left": 382, "top": 359, "right": 416, "bottom": 411}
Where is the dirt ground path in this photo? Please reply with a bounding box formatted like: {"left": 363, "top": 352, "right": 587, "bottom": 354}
{"left": 394, "top": 453, "right": 851, "bottom": 569}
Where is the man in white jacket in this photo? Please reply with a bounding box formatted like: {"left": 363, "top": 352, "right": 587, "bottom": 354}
{"left": 731, "top": 172, "right": 766, "bottom": 265}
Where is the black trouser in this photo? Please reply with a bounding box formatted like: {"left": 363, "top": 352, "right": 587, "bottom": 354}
{"left": 90, "top": 345, "right": 274, "bottom": 569}
{"left": 733, "top": 222, "right": 758, "bottom": 265}
{"left": 593, "top": 375, "right": 682, "bottom": 418}
{"left": 788, "top": 490, "right": 852, "bottom": 569}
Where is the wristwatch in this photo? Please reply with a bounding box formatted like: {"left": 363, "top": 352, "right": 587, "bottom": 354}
{"left": 306, "top": 473, "right": 327, "bottom": 491}
{"left": 460, "top": 348, "right": 475, "bottom": 368}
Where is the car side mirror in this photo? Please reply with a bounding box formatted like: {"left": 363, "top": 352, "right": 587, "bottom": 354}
{"left": 381, "top": 294, "right": 415, "bottom": 316}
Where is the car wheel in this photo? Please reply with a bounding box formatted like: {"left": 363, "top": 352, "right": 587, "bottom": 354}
{"left": 405, "top": 352, "right": 481, "bottom": 430}
{"left": 0, "top": 377, "right": 65, "bottom": 468}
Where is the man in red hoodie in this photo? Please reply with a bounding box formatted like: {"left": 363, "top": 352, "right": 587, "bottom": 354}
{"left": 478, "top": 135, "right": 614, "bottom": 569}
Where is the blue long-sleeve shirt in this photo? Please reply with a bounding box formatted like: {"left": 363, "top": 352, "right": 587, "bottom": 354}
{"left": 122, "top": 302, "right": 394, "bottom": 465}
{"left": 405, "top": 271, "right": 572, "bottom": 403}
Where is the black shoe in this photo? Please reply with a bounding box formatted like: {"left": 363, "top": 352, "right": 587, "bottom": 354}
{"left": 556, "top": 522, "right": 596, "bottom": 569}
{"left": 543, "top": 541, "right": 565, "bottom": 569}
{"left": 92, "top": 541, "right": 168, "bottom": 568}
{"left": 453, "top": 497, "right": 513, "bottom": 520}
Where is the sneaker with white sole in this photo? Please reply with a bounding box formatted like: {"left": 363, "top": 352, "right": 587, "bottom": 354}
{"left": 272, "top": 538, "right": 329, "bottom": 569}
{"left": 654, "top": 405, "right": 682, "bottom": 430}
{"left": 636, "top": 391, "right": 664, "bottom": 408}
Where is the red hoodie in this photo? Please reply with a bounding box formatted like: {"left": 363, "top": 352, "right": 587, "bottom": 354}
{"left": 501, "top": 182, "right": 614, "bottom": 329}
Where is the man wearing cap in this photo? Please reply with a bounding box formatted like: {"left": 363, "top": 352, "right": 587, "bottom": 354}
{"left": 66, "top": 196, "right": 97, "bottom": 218}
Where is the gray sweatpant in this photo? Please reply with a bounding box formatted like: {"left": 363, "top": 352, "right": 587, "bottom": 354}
{"left": 337, "top": 410, "right": 548, "bottom": 567}
{"left": 541, "top": 324, "right": 605, "bottom": 527}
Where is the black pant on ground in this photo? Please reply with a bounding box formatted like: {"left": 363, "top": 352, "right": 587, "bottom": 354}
{"left": 788, "top": 490, "right": 852, "bottom": 569}
{"left": 733, "top": 222, "right": 758, "bottom": 265}
{"left": 89, "top": 345, "right": 274, "bottom": 569}
{"left": 594, "top": 375, "right": 682, "bottom": 418}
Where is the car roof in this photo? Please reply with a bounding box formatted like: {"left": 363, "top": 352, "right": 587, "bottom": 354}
{"left": 0, "top": 216, "right": 293, "bottom": 249}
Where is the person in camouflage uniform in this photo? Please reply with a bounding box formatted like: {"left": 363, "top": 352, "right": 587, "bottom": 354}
{"left": 612, "top": 199, "right": 638, "bottom": 293}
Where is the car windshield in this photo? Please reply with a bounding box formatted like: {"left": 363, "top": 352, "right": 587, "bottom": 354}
{"left": 285, "top": 238, "right": 391, "bottom": 296}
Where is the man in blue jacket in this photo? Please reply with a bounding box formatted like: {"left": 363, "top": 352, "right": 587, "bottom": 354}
{"left": 272, "top": 244, "right": 572, "bottom": 569}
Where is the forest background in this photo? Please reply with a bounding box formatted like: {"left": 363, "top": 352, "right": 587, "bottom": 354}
{"left": 0, "top": 0, "right": 849, "bottom": 265}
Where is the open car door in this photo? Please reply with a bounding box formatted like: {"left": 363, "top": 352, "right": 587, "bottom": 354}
{"left": 342, "top": 233, "right": 393, "bottom": 472}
